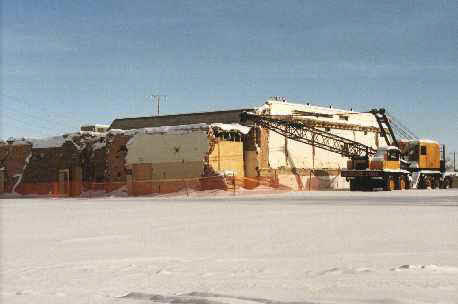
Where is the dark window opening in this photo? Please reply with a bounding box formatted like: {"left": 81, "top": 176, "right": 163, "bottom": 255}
{"left": 387, "top": 150, "right": 400, "bottom": 161}
{"left": 421, "top": 146, "right": 427, "bottom": 155}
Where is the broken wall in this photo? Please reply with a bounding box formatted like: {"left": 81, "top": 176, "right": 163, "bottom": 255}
{"left": 0, "top": 141, "right": 32, "bottom": 193}
{"left": 252, "top": 100, "right": 387, "bottom": 190}
{"left": 1, "top": 132, "right": 108, "bottom": 196}
{"left": 104, "top": 132, "right": 132, "bottom": 192}
{"left": 209, "top": 140, "right": 244, "bottom": 177}
{"left": 261, "top": 101, "right": 384, "bottom": 171}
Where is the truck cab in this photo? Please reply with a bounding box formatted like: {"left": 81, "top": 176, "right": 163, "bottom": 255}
{"left": 343, "top": 146, "right": 409, "bottom": 191}
{"left": 369, "top": 146, "right": 402, "bottom": 170}
{"left": 346, "top": 146, "right": 402, "bottom": 171}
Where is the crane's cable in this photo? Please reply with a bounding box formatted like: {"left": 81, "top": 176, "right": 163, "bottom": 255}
{"left": 387, "top": 112, "right": 418, "bottom": 140}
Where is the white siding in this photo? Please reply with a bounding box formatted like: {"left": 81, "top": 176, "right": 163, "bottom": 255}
{"left": 261, "top": 101, "right": 386, "bottom": 169}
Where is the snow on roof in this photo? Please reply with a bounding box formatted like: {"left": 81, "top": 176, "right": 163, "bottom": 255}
{"left": 107, "top": 129, "right": 128, "bottom": 135}
{"left": 81, "top": 124, "right": 110, "bottom": 128}
{"left": 377, "top": 145, "right": 400, "bottom": 151}
{"left": 28, "top": 135, "right": 74, "bottom": 149}
{"left": 126, "top": 124, "right": 209, "bottom": 146}
{"left": 11, "top": 139, "right": 31, "bottom": 146}
{"left": 210, "top": 123, "right": 251, "bottom": 135}
{"left": 92, "top": 141, "right": 106, "bottom": 150}
{"left": 263, "top": 100, "right": 357, "bottom": 115}
{"left": 112, "top": 123, "right": 251, "bottom": 138}
{"left": 258, "top": 100, "right": 380, "bottom": 129}
{"left": 4, "top": 131, "right": 105, "bottom": 150}
{"left": 78, "top": 131, "right": 106, "bottom": 136}
{"left": 125, "top": 123, "right": 252, "bottom": 146}
{"left": 142, "top": 123, "right": 209, "bottom": 135}
{"left": 406, "top": 139, "right": 439, "bottom": 144}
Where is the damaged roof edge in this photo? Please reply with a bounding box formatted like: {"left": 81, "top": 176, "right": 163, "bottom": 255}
{"left": 109, "top": 108, "right": 254, "bottom": 130}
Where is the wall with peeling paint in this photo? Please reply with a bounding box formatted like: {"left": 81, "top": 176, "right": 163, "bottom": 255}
{"left": 261, "top": 100, "right": 385, "bottom": 170}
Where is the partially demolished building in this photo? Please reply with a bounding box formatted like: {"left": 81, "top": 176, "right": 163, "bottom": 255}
{"left": 0, "top": 98, "right": 386, "bottom": 196}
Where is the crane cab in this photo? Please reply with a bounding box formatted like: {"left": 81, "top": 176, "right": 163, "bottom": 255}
{"left": 342, "top": 146, "right": 409, "bottom": 191}
{"left": 401, "top": 140, "right": 440, "bottom": 170}
{"left": 346, "top": 146, "right": 401, "bottom": 171}
{"left": 369, "top": 146, "right": 401, "bottom": 170}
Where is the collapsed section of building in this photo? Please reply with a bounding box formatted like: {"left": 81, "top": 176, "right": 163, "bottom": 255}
{"left": 0, "top": 98, "right": 389, "bottom": 197}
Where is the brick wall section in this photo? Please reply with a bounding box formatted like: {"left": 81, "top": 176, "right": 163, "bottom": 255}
{"left": 8, "top": 133, "right": 108, "bottom": 195}
{"left": 81, "top": 140, "right": 106, "bottom": 183}
{"left": 110, "top": 109, "right": 253, "bottom": 130}
{"left": 22, "top": 142, "right": 80, "bottom": 183}
{"left": 105, "top": 133, "right": 131, "bottom": 183}
{"left": 0, "top": 143, "right": 32, "bottom": 192}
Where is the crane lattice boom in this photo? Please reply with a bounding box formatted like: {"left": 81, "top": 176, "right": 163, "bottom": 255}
{"left": 241, "top": 112, "right": 377, "bottom": 158}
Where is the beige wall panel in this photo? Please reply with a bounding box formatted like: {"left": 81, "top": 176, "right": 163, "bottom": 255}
{"left": 127, "top": 131, "right": 209, "bottom": 179}
{"left": 126, "top": 131, "right": 209, "bottom": 165}
{"left": 151, "top": 161, "right": 204, "bottom": 180}
{"left": 209, "top": 141, "right": 244, "bottom": 176}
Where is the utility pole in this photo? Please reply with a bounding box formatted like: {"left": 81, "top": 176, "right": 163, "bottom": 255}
{"left": 454, "top": 151, "right": 456, "bottom": 172}
{"left": 150, "top": 95, "right": 167, "bottom": 116}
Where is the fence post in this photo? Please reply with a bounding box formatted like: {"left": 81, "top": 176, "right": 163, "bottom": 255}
{"left": 309, "top": 170, "right": 312, "bottom": 191}
{"left": 184, "top": 179, "right": 189, "bottom": 197}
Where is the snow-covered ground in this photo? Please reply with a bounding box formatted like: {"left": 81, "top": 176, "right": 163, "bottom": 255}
{"left": 1, "top": 190, "right": 458, "bottom": 304}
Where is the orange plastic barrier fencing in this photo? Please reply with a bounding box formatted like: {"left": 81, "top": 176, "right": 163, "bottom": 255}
{"left": 2, "top": 171, "right": 344, "bottom": 198}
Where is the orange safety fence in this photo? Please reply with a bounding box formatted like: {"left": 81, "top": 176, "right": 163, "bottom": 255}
{"left": 1, "top": 171, "right": 347, "bottom": 198}
{"left": 6, "top": 181, "right": 128, "bottom": 197}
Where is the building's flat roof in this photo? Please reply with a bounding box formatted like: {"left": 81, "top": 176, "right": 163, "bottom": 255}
{"left": 110, "top": 108, "right": 254, "bottom": 130}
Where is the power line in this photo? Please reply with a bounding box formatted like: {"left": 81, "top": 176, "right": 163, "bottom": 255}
{"left": 150, "top": 94, "right": 167, "bottom": 116}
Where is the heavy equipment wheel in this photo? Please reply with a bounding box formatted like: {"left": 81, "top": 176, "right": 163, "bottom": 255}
{"left": 350, "top": 179, "right": 359, "bottom": 191}
{"left": 399, "top": 176, "right": 407, "bottom": 190}
{"left": 385, "top": 176, "right": 396, "bottom": 191}
{"left": 405, "top": 175, "right": 411, "bottom": 189}
{"left": 417, "top": 176, "right": 424, "bottom": 189}
{"left": 431, "top": 177, "right": 440, "bottom": 189}
{"left": 423, "top": 176, "right": 432, "bottom": 189}
{"left": 442, "top": 178, "right": 451, "bottom": 189}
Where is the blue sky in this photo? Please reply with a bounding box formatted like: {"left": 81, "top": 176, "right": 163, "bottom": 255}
{"left": 1, "top": 0, "right": 457, "bottom": 152}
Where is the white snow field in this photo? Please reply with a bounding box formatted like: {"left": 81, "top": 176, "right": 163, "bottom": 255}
{"left": 1, "top": 190, "right": 458, "bottom": 304}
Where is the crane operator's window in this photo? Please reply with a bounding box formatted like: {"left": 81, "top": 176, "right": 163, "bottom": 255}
{"left": 387, "top": 150, "right": 400, "bottom": 161}
{"left": 421, "top": 146, "right": 427, "bottom": 155}
{"left": 406, "top": 144, "right": 419, "bottom": 161}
